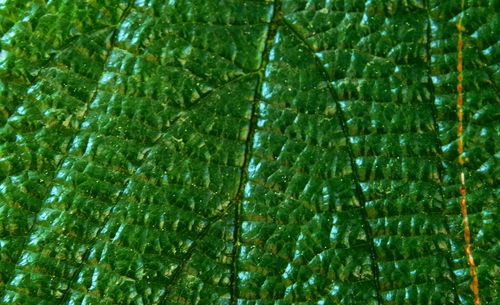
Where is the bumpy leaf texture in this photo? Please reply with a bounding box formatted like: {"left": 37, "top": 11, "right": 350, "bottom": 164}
{"left": 0, "top": 0, "right": 498, "bottom": 304}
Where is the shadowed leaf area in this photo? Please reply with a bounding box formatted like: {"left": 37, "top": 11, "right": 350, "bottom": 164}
{"left": 0, "top": 0, "right": 498, "bottom": 304}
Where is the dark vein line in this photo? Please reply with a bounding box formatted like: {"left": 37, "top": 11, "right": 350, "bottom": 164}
{"left": 281, "top": 19, "right": 383, "bottom": 305}
{"left": 136, "top": 74, "right": 258, "bottom": 304}
{"left": 141, "top": 73, "right": 258, "bottom": 160}
{"left": 155, "top": 3, "right": 282, "bottom": 304}
{"left": 158, "top": 213, "right": 230, "bottom": 304}
{"left": 153, "top": 59, "right": 261, "bottom": 305}
{"left": 61, "top": 64, "right": 260, "bottom": 305}
{"left": 155, "top": 110, "right": 264, "bottom": 302}
{"left": 423, "top": 1, "right": 460, "bottom": 303}
{"left": 169, "top": 73, "right": 256, "bottom": 115}
{"left": 229, "top": 1, "right": 282, "bottom": 304}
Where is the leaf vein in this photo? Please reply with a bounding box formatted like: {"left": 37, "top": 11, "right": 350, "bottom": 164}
{"left": 281, "top": 17, "right": 384, "bottom": 305}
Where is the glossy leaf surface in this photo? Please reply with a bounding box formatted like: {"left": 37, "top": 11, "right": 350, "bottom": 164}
{"left": 0, "top": 1, "right": 498, "bottom": 304}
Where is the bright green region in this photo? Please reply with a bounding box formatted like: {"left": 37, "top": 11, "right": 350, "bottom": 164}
{"left": 0, "top": 1, "right": 498, "bottom": 305}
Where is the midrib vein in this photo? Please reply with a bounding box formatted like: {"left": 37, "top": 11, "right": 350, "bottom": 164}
{"left": 230, "top": 1, "right": 282, "bottom": 304}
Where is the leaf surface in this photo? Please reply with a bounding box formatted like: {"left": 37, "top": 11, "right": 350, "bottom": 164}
{"left": 0, "top": 1, "right": 498, "bottom": 304}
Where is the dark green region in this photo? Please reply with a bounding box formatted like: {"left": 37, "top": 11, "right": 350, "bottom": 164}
{"left": 0, "top": 1, "right": 498, "bottom": 304}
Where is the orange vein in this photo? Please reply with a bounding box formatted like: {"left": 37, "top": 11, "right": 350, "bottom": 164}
{"left": 456, "top": 1, "right": 480, "bottom": 304}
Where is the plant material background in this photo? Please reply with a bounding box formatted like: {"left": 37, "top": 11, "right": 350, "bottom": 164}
{"left": 0, "top": 1, "right": 498, "bottom": 304}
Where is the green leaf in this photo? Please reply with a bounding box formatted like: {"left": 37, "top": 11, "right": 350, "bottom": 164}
{"left": 0, "top": 1, "right": 498, "bottom": 304}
